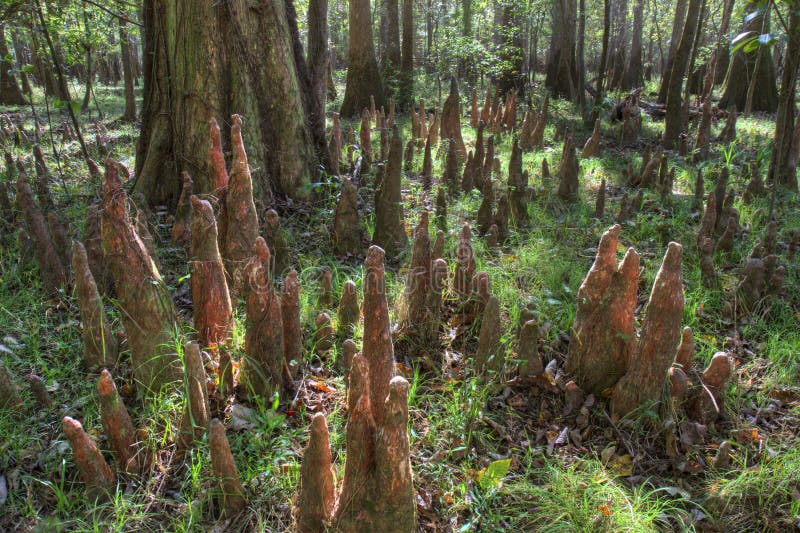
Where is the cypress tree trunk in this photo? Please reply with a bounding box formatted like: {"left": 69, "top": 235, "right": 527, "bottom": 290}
{"left": 767, "top": 4, "right": 800, "bottom": 190}
{"left": 134, "top": 0, "right": 318, "bottom": 206}
{"left": 623, "top": 0, "right": 643, "bottom": 89}
{"left": 495, "top": 0, "right": 524, "bottom": 96}
{"left": 308, "top": 0, "right": 329, "bottom": 151}
{"left": 663, "top": 0, "right": 702, "bottom": 149}
{"left": 341, "top": 0, "right": 385, "bottom": 116}
{"left": 0, "top": 26, "right": 25, "bottom": 105}
{"left": 382, "top": 0, "right": 401, "bottom": 87}
{"left": 719, "top": 1, "right": 778, "bottom": 113}
{"left": 657, "top": 0, "right": 687, "bottom": 103}
{"left": 545, "top": 0, "right": 577, "bottom": 101}
{"left": 608, "top": 0, "right": 628, "bottom": 90}
{"left": 399, "top": 0, "right": 413, "bottom": 108}
{"left": 714, "top": 0, "right": 735, "bottom": 85}
{"left": 119, "top": 19, "right": 136, "bottom": 122}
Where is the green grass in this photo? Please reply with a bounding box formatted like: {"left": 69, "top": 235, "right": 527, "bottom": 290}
{"left": 1, "top": 80, "right": 799, "bottom": 531}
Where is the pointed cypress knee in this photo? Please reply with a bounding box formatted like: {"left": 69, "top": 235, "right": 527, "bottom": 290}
{"left": 476, "top": 296, "right": 503, "bottom": 374}
{"left": 401, "top": 212, "right": 432, "bottom": 328}
{"left": 565, "top": 225, "right": 640, "bottom": 395}
{"left": 333, "top": 177, "right": 361, "bottom": 255}
{"left": 338, "top": 279, "right": 360, "bottom": 338}
{"left": 224, "top": 115, "right": 259, "bottom": 296}
{"left": 178, "top": 342, "right": 210, "bottom": 450}
{"left": 334, "top": 355, "right": 377, "bottom": 527}
{"left": 612, "top": 243, "right": 684, "bottom": 417}
{"left": 282, "top": 270, "right": 303, "bottom": 378}
{"left": 72, "top": 241, "right": 117, "bottom": 369}
{"left": 62, "top": 416, "right": 116, "bottom": 501}
{"left": 16, "top": 171, "right": 67, "bottom": 293}
{"left": 374, "top": 376, "right": 416, "bottom": 531}
{"left": 208, "top": 419, "right": 247, "bottom": 516}
{"left": 297, "top": 413, "right": 335, "bottom": 533}
{"left": 362, "top": 246, "right": 396, "bottom": 422}
{"left": 101, "top": 159, "right": 180, "bottom": 392}
{"left": 190, "top": 196, "right": 233, "bottom": 349}
{"left": 97, "top": 369, "right": 139, "bottom": 472}
{"left": 454, "top": 224, "right": 476, "bottom": 298}
{"left": 242, "top": 237, "right": 286, "bottom": 399}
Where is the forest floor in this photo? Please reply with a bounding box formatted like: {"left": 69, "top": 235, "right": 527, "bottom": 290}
{"left": 1, "top": 78, "right": 799, "bottom": 532}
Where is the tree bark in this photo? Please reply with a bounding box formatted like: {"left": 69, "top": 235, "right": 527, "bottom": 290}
{"left": 657, "top": 0, "right": 687, "bottom": 103}
{"left": 591, "top": 0, "right": 611, "bottom": 125}
{"left": 714, "top": 0, "right": 735, "bottom": 85}
{"left": 545, "top": 0, "right": 577, "bottom": 101}
{"left": 382, "top": 0, "right": 401, "bottom": 86}
{"left": 119, "top": 18, "right": 136, "bottom": 122}
{"left": 134, "top": 0, "right": 318, "bottom": 206}
{"left": 399, "top": 0, "right": 413, "bottom": 108}
{"left": 341, "top": 0, "right": 385, "bottom": 116}
{"left": 495, "top": 0, "right": 524, "bottom": 96}
{"left": 767, "top": 3, "right": 800, "bottom": 190}
{"left": 623, "top": 0, "right": 643, "bottom": 89}
{"left": 608, "top": 0, "right": 628, "bottom": 90}
{"left": 719, "top": 1, "right": 778, "bottom": 113}
{"left": 308, "top": 0, "right": 329, "bottom": 152}
{"left": 0, "top": 26, "right": 25, "bottom": 105}
{"left": 663, "top": 0, "right": 703, "bottom": 149}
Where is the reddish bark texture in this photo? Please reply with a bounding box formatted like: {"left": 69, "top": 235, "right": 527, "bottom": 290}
{"left": 242, "top": 237, "right": 286, "bottom": 399}
{"left": 612, "top": 243, "right": 684, "bottom": 416}
{"left": 208, "top": 418, "right": 247, "bottom": 516}
{"left": 190, "top": 196, "right": 233, "bottom": 348}
{"left": 62, "top": 416, "right": 116, "bottom": 501}
{"left": 101, "top": 159, "right": 180, "bottom": 392}
{"left": 72, "top": 241, "right": 118, "bottom": 369}
{"left": 97, "top": 369, "right": 139, "bottom": 472}
{"left": 566, "top": 225, "right": 639, "bottom": 394}
{"left": 282, "top": 270, "right": 303, "bottom": 377}
{"left": 333, "top": 177, "right": 361, "bottom": 255}
{"left": 362, "top": 246, "right": 397, "bottom": 422}
{"left": 178, "top": 342, "right": 210, "bottom": 450}
{"left": 224, "top": 115, "right": 260, "bottom": 296}
{"left": 16, "top": 172, "right": 67, "bottom": 293}
{"left": 297, "top": 413, "right": 335, "bottom": 532}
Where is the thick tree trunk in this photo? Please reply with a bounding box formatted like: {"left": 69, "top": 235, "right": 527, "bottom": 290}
{"left": 119, "top": 19, "right": 136, "bottom": 122}
{"left": 714, "top": 0, "right": 735, "bottom": 85}
{"left": 308, "top": 0, "right": 329, "bottom": 152}
{"left": 495, "top": 0, "right": 524, "bottom": 96}
{"left": 577, "top": 0, "right": 586, "bottom": 112}
{"left": 608, "top": 0, "right": 628, "bottom": 90}
{"left": 767, "top": 4, "right": 800, "bottom": 190}
{"left": 719, "top": 1, "right": 778, "bottom": 113}
{"left": 0, "top": 26, "right": 25, "bottom": 105}
{"left": 134, "top": 0, "right": 318, "bottom": 206}
{"left": 591, "top": 0, "right": 611, "bottom": 124}
{"left": 545, "top": 0, "right": 577, "bottom": 101}
{"left": 663, "top": 0, "right": 703, "bottom": 149}
{"left": 341, "top": 0, "right": 385, "bottom": 116}
{"left": 382, "top": 0, "right": 401, "bottom": 86}
{"left": 623, "top": 0, "right": 643, "bottom": 89}
{"left": 657, "top": 0, "right": 687, "bottom": 103}
{"left": 399, "top": 0, "right": 413, "bottom": 109}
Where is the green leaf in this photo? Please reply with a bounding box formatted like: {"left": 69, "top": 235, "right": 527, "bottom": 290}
{"left": 477, "top": 458, "right": 511, "bottom": 490}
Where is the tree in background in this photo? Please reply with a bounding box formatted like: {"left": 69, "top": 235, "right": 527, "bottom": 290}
{"left": 341, "top": 0, "right": 385, "bottom": 116}
{"left": 719, "top": 0, "right": 778, "bottom": 113}
{"left": 545, "top": 0, "right": 578, "bottom": 101}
